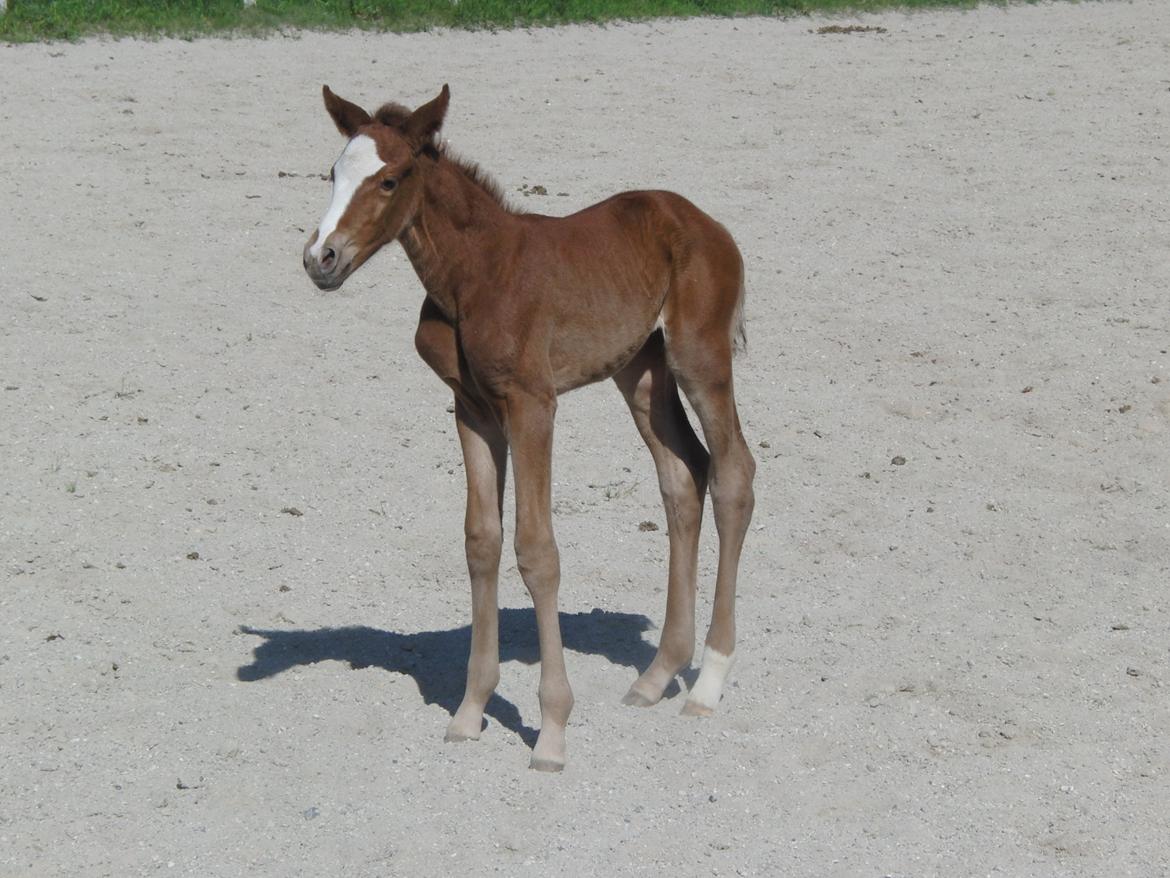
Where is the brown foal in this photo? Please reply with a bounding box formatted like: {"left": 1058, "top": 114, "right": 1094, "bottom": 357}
{"left": 302, "top": 85, "right": 755, "bottom": 771}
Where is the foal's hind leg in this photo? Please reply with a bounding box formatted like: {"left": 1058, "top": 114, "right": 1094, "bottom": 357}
{"left": 673, "top": 364, "right": 755, "bottom": 715}
{"left": 665, "top": 305, "right": 756, "bottom": 716}
{"left": 613, "top": 331, "right": 709, "bottom": 706}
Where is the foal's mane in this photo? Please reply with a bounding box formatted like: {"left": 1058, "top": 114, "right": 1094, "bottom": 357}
{"left": 375, "top": 101, "right": 517, "bottom": 214}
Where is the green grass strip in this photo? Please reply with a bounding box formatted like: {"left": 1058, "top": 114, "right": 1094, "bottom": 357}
{"left": 0, "top": 0, "right": 1057, "bottom": 43}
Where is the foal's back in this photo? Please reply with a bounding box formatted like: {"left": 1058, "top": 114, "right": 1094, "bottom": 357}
{"left": 509, "top": 189, "right": 744, "bottom": 394}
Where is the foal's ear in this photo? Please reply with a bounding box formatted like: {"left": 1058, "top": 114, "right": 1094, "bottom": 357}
{"left": 403, "top": 84, "right": 451, "bottom": 151}
{"left": 322, "top": 85, "right": 372, "bottom": 138}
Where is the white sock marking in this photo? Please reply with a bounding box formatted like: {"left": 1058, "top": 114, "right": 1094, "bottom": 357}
{"left": 688, "top": 647, "right": 735, "bottom": 710}
{"left": 309, "top": 134, "right": 385, "bottom": 260}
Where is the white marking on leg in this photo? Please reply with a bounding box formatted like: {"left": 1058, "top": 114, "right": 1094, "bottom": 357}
{"left": 308, "top": 134, "right": 385, "bottom": 260}
{"left": 687, "top": 647, "right": 734, "bottom": 710}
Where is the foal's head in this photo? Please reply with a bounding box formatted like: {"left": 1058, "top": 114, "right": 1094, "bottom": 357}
{"left": 303, "top": 85, "right": 449, "bottom": 291}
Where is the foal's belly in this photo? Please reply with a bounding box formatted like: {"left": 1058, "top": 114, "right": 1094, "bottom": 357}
{"left": 549, "top": 309, "right": 659, "bottom": 394}
{"left": 522, "top": 199, "right": 673, "bottom": 394}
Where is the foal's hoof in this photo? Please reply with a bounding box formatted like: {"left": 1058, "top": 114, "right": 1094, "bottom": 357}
{"left": 444, "top": 729, "right": 480, "bottom": 743}
{"left": 529, "top": 756, "right": 565, "bottom": 773}
{"left": 444, "top": 717, "right": 483, "bottom": 742}
{"left": 621, "top": 688, "right": 658, "bottom": 708}
{"left": 680, "top": 699, "right": 714, "bottom": 718}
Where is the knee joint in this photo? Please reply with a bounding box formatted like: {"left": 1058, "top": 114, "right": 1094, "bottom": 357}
{"left": 465, "top": 521, "right": 502, "bottom": 571}
{"left": 515, "top": 534, "right": 560, "bottom": 587}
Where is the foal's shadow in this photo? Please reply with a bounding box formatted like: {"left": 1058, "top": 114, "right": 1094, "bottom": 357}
{"left": 237, "top": 607, "right": 680, "bottom": 748}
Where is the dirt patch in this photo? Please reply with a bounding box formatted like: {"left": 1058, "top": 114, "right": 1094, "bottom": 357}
{"left": 816, "top": 23, "right": 888, "bottom": 34}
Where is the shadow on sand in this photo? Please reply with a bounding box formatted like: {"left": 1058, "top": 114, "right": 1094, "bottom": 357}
{"left": 236, "top": 607, "right": 679, "bottom": 748}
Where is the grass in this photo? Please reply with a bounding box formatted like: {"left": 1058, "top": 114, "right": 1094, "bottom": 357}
{"left": 0, "top": 0, "right": 1045, "bottom": 42}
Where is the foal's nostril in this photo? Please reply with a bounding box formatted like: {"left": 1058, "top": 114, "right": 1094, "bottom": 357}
{"left": 320, "top": 247, "right": 337, "bottom": 270}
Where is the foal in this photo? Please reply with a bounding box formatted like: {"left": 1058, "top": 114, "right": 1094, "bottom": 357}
{"left": 302, "top": 85, "right": 755, "bottom": 771}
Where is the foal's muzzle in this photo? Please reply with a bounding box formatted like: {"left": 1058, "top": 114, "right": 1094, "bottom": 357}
{"left": 303, "top": 234, "right": 354, "bottom": 291}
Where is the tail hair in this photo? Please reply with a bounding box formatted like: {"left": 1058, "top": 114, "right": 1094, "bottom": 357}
{"left": 732, "top": 267, "right": 747, "bottom": 355}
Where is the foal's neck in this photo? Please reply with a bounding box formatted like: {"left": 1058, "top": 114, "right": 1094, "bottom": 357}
{"left": 398, "top": 156, "right": 515, "bottom": 321}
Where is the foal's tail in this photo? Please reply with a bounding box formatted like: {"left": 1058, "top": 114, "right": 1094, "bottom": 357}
{"left": 730, "top": 241, "right": 747, "bottom": 355}
{"left": 732, "top": 272, "right": 747, "bottom": 355}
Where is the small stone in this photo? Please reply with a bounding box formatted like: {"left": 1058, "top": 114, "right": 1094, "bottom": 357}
{"left": 891, "top": 455, "right": 906, "bottom": 466}
{"left": 281, "top": 507, "right": 304, "bottom": 517}
{"left": 1126, "top": 667, "right": 1140, "bottom": 677}
{"left": 186, "top": 551, "right": 200, "bottom": 560}
{"left": 638, "top": 521, "right": 659, "bottom": 532}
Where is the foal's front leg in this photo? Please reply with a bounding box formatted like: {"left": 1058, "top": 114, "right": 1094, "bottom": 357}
{"left": 504, "top": 391, "right": 574, "bottom": 771}
{"left": 445, "top": 400, "right": 508, "bottom": 742}
{"left": 414, "top": 300, "right": 508, "bottom": 742}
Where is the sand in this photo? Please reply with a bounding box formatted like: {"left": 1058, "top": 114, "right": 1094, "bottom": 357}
{"left": 1, "top": 1, "right": 1168, "bottom": 875}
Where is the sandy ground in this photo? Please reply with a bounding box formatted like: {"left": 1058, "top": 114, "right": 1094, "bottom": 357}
{"left": 2, "top": 2, "right": 1169, "bottom": 875}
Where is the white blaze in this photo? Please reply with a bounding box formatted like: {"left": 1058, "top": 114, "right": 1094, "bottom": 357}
{"left": 309, "top": 135, "right": 385, "bottom": 260}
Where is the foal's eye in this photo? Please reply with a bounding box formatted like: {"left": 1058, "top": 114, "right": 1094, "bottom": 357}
{"left": 381, "top": 178, "right": 397, "bottom": 192}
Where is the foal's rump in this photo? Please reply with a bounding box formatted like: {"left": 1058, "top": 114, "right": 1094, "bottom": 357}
{"left": 634, "top": 190, "right": 747, "bottom": 359}
{"left": 531, "top": 189, "right": 744, "bottom": 392}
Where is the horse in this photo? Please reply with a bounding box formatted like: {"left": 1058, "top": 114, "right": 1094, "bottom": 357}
{"left": 302, "top": 84, "right": 755, "bottom": 771}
